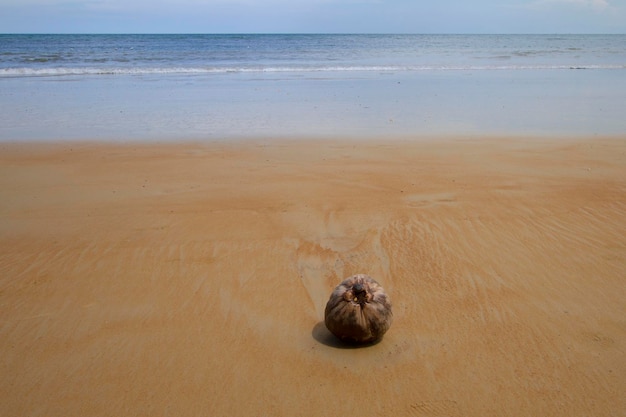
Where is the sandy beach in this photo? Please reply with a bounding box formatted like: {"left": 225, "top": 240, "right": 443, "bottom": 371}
{"left": 1, "top": 137, "right": 624, "bottom": 416}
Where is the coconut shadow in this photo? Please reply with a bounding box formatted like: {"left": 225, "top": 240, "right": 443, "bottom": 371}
{"left": 312, "top": 321, "right": 381, "bottom": 349}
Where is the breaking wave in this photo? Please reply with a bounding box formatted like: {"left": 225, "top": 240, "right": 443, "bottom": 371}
{"left": 2, "top": 64, "right": 624, "bottom": 77}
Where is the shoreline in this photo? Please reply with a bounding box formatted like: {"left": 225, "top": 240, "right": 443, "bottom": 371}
{"left": 1, "top": 135, "right": 625, "bottom": 416}
{"left": 2, "top": 131, "right": 625, "bottom": 144}
{"left": 3, "top": 67, "right": 626, "bottom": 141}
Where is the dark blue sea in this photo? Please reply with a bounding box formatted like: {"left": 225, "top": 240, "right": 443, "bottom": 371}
{"left": 1, "top": 34, "right": 625, "bottom": 140}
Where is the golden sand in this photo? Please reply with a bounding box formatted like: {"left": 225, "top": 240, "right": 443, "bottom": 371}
{"left": 1, "top": 137, "right": 625, "bottom": 416}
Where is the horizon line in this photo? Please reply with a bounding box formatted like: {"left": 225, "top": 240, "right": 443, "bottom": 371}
{"left": 2, "top": 31, "right": 625, "bottom": 36}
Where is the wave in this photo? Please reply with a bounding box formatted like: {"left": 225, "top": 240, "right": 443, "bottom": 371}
{"left": 1, "top": 64, "right": 624, "bottom": 77}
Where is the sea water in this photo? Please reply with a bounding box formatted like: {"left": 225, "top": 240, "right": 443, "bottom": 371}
{"left": 1, "top": 34, "right": 625, "bottom": 140}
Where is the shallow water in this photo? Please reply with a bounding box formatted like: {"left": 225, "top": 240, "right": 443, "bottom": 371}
{"left": 1, "top": 34, "right": 625, "bottom": 140}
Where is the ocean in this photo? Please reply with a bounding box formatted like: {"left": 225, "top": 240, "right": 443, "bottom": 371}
{"left": 1, "top": 34, "right": 625, "bottom": 140}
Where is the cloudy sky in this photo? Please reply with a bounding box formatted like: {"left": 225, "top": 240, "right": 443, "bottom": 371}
{"left": 1, "top": 0, "right": 624, "bottom": 33}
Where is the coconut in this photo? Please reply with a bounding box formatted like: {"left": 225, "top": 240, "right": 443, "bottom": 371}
{"left": 324, "top": 274, "right": 393, "bottom": 344}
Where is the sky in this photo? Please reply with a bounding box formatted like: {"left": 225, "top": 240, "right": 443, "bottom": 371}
{"left": 1, "top": 0, "right": 625, "bottom": 34}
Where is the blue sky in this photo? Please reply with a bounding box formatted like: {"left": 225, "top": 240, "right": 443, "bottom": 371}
{"left": 1, "top": 0, "right": 624, "bottom": 33}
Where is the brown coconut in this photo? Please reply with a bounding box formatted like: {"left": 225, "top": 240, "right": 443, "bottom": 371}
{"left": 324, "top": 274, "right": 393, "bottom": 344}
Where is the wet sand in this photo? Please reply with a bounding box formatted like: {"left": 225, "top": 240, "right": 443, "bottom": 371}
{"left": 1, "top": 137, "right": 625, "bottom": 416}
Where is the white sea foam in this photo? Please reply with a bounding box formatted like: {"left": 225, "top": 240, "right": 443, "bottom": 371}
{"left": 1, "top": 64, "right": 624, "bottom": 77}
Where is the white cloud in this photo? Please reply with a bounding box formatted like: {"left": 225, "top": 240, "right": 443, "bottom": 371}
{"left": 531, "top": 0, "right": 610, "bottom": 11}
